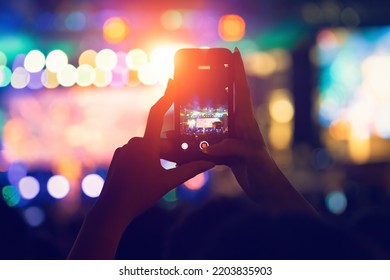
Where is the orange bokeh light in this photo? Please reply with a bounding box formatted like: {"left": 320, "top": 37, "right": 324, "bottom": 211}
{"left": 218, "top": 14, "right": 245, "bottom": 42}
{"left": 103, "top": 17, "right": 130, "bottom": 44}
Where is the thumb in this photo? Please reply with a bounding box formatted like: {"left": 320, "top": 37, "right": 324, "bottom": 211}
{"left": 163, "top": 161, "right": 215, "bottom": 190}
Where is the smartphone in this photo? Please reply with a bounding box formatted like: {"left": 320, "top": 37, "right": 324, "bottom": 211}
{"left": 174, "top": 48, "right": 234, "bottom": 163}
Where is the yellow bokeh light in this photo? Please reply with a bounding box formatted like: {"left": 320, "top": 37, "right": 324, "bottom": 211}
{"left": 77, "top": 64, "right": 95, "bottom": 87}
{"left": 96, "top": 49, "right": 118, "bottom": 71}
{"left": 57, "top": 64, "right": 78, "bottom": 87}
{"left": 125, "top": 48, "right": 148, "bottom": 70}
{"left": 79, "top": 50, "right": 97, "bottom": 67}
{"left": 218, "top": 14, "right": 246, "bottom": 42}
{"left": 41, "top": 69, "right": 59, "bottom": 89}
{"left": 161, "top": 10, "right": 183, "bottom": 30}
{"left": 269, "top": 121, "right": 293, "bottom": 150}
{"left": 244, "top": 52, "right": 277, "bottom": 77}
{"left": 93, "top": 68, "right": 112, "bottom": 87}
{"left": 103, "top": 17, "right": 129, "bottom": 44}
{"left": 269, "top": 89, "right": 294, "bottom": 123}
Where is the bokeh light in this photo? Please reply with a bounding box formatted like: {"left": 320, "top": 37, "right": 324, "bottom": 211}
{"left": 23, "top": 206, "right": 45, "bottom": 227}
{"left": 46, "top": 50, "right": 68, "bottom": 73}
{"left": 0, "top": 66, "right": 12, "bottom": 87}
{"left": 218, "top": 14, "right": 246, "bottom": 41}
{"left": 7, "top": 161, "right": 28, "bottom": 186}
{"left": 269, "top": 89, "right": 294, "bottom": 123}
{"left": 57, "top": 64, "right": 78, "bottom": 87}
{"left": 103, "top": 17, "right": 129, "bottom": 44}
{"left": 81, "top": 174, "right": 104, "bottom": 198}
{"left": 12, "top": 54, "right": 26, "bottom": 71}
{"left": 244, "top": 52, "right": 277, "bottom": 77}
{"left": 79, "top": 49, "right": 97, "bottom": 67}
{"left": 161, "top": 10, "right": 183, "bottom": 30}
{"left": 183, "top": 172, "right": 208, "bottom": 190}
{"left": 24, "top": 50, "right": 45, "bottom": 73}
{"left": 125, "top": 48, "right": 148, "bottom": 71}
{"left": 41, "top": 69, "right": 59, "bottom": 88}
{"left": 18, "top": 176, "right": 40, "bottom": 200}
{"left": 93, "top": 68, "right": 112, "bottom": 87}
{"left": 2, "top": 185, "right": 21, "bottom": 207}
{"left": 325, "top": 190, "right": 347, "bottom": 215}
{"left": 27, "top": 71, "right": 44, "bottom": 90}
{"left": 77, "top": 64, "right": 95, "bottom": 87}
{"left": 47, "top": 175, "right": 70, "bottom": 199}
{"left": 0, "top": 51, "right": 7, "bottom": 66}
{"left": 11, "top": 67, "right": 30, "bottom": 89}
{"left": 96, "top": 49, "right": 118, "bottom": 71}
{"left": 65, "top": 11, "right": 87, "bottom": 32}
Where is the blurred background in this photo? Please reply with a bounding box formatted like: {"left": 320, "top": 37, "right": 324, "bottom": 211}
{"left": 1, "top": 0, "right": 390, "bottom": 259}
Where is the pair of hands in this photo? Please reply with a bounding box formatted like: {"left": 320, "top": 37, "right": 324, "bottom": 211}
{"left": 68, "top": 48, "right": 316, "bottom": 259}
{"left": 95, "top": 48, "right": 274, "bottom": 226}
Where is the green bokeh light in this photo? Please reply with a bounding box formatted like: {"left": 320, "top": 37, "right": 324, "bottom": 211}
{"left": 2, "top": 185, "right": 21, "bottom": 207}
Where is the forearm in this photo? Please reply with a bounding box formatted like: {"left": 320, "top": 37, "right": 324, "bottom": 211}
{"left": 246, "top": 150, "right": 318, "bottom": 216}
{"left": 67, "top": 203, "right": 132, "bottom": 260}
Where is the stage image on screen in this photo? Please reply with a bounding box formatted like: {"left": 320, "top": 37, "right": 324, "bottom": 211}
{"left": 316, "top": 26, "right": 390, "bottom": 163}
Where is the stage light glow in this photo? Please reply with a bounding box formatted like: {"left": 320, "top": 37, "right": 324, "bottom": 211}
{"left": 269, "top": 89, "right": 294, "bottom": 123}
{"left": 103, "top": 17, "right": 129, "bottom": 44}
{"left": 11, "top": 67, "right": 30, "bottom": 89}
{"left": 183, "top": 172, "right": 208, "bottom": 190}
{"left": 374, "top": 109, "right": 390, "bottom": 138}
{"left": 96, "top": 49, "right": 117, "bottom": 71}
{"left": 79, "top": 50, "right": 97, "bottom": 67}
{"left": 161, "top": 159, "right": 176, "bottom": 170}
{"left": 57, "top": 64, "right": 78, "bottom": 87}
{"left": 18, "top": 176, "right": 40, "bottom": 200}
{"left": 93, "top": 68, "right": 112, "bottom": 87}
{"left": 24, "top": 50, "right": 45, "bottom": 73}
{"left": 0, "top": 66, "right": 12, "bottom": 87}
{"left": 41, "top": 69, "right": 59, "bottom": 88}
{"left": 47, "top": 175, "right": 70, "bottom": 199}
{"left": 150, "top": 47, "right": 175, "bottom": 83}
{"left": 138, "top": 62, "right": 159, "bottom": 85}
{"left": 81, "top": 174, "right": 104, "bottom": 198}
{"left": 46, "top": 50, "right": 68, "bottom": 73}
{"left": 2, "top": 185, "right": 20, "bottom": 207}
{"left": 326, "top": 191, "right": 347, "bottom": 215}
{"left": 23, "top": 206, "right": 45, "bottom": 227}
{"left": 77, "top": 64, "right": 95, "bottom": 87}
{"left": 161, "top": 10, "right": 183, "bottom": 30}
{"left": 218, "top": 14, "right": 245, "bottom": 41}
{"left": 125, "top": 48, "right": 148, "bottom": 70}
{"left": 27, "top": 71, "right": 44, "bottom": 90}
{"left": 0, "top": 51, "right": 7, "bottom": 66}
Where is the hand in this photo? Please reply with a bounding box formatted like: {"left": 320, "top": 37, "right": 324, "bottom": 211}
{"left": 68, "top": 80, "right": 214, "bottom": 259}
{"left": 205, "top": 48, "right": 316, "bottom": 216}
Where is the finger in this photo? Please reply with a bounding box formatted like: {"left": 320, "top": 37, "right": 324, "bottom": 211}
{"left": 144, "top": 79, "right": 176, "bottom": 145}
{"left": 233, "top": 48, "right": 253, "bottom": 119}
{"left": 163, "top": 161, "right": 215, "bottom": 190}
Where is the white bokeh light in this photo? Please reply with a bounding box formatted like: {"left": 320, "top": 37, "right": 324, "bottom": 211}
{"left": 81, "top": 174, "right": 104, "bottom": 198}
{"left": 47, "top": 175, "right": 70, "bottom": 199}
{"left": 18, "top": 176, "right": 40, "bottom": 200}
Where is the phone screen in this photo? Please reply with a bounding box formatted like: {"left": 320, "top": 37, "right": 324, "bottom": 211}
{"left": 174, "top": 48, "right": 233, "bottom": 159}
